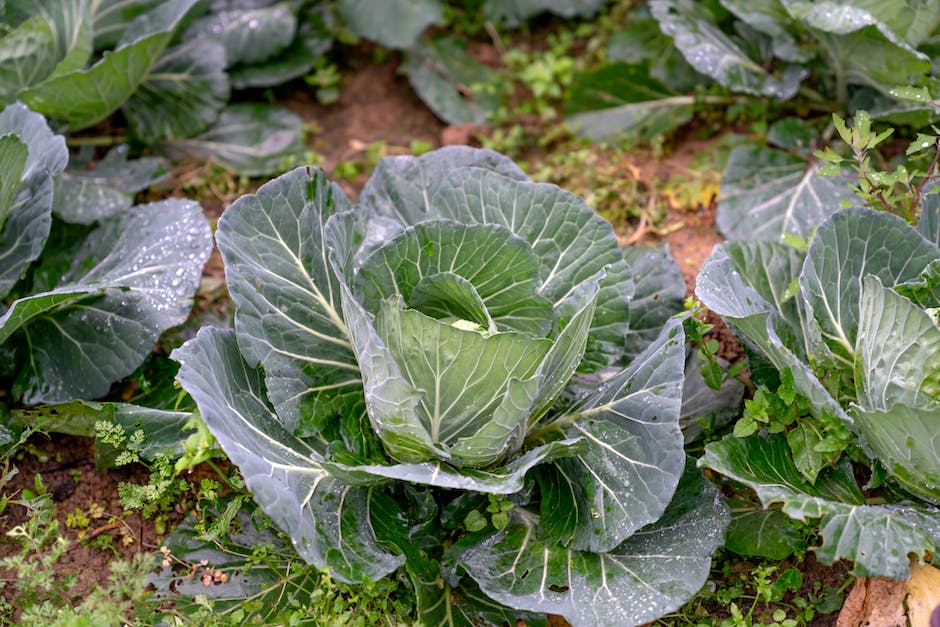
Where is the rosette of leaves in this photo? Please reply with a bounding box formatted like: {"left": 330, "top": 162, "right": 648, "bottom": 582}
{"left": 697, "top": 201, "right": 940, "bottom": 579}
{"left": 0, "top": 103, "right": 212, "bottom": 406}
{"left": 172, "top": 147, "right": 728, "bottom": 625}
{"left": 0, "top": 0, "right": 310, "bottom": 174}
{"left": 566, "top": 0, "right": 940, "bottom": 144}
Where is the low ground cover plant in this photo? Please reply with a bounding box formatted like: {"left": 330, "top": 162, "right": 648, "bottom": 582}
{"left": 170, "top": 146, "right": 729, "bottom": 625}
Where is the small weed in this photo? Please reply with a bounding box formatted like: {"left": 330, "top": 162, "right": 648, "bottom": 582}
{"left": 0, "top": 476, "right": 151, "bottom": 625}
{"left": 816, "top": 111, "right": 940, "bottom": 223}
{"left": 654, "top": 551, "right": 852, "bottom": 626}
{"left": 304, "top": 58, "right": 342, "bottom": 105}
{"left": 683, "top": 298, "right": 747, "bottom": 393}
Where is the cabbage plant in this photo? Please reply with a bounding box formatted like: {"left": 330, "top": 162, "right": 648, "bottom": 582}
{"left": 173, "top": 147, "right": 728, "bottom": 625}
{"left": 0, "top": 103, "right": 211, "bottom": 406}
{"left": 697, "top": 202, "right": 940, "bottom": 579}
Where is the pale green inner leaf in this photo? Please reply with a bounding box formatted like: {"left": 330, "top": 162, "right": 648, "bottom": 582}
{"left": 357, "top": 219, "right": 553, "bottom": 336}
{"left": 375, "top": 300, "right": 550, "bottom": 447}
{"left": 408, "top": 272, "right": 496, "bottom": 333}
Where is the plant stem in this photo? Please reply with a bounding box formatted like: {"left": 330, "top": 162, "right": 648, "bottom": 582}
{"left": 913, "top": 136, "right": 940, "bottom": 210}
{"left": 67, "top": 135, "right": 126, "bottom": 147}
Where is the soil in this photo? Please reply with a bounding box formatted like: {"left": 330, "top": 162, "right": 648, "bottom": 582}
{"left": 0, "top": 435, "right": 169, "bottom": 613}
{"left": 0, "top": 43, "right": 838, "bottom": 625}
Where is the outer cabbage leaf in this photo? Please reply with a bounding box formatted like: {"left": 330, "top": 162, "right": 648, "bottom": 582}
{"left": 8, "top": 198, "right": 211, "bottom": 403}
{"left": 565, "top": 62, "right": 694, "bottom": 143}
{"left": 173, "top": 327, "right": 404, "bottom": 583}
{"left": 800, "top": 208, "right": 940, "bottom": 367}
{"left": 0, "top": 286, "right": 97, "bottom": 344}
{"left": 719, "top": 0, "right": 810, "bottom": 63}
{"left": 679, "top": 350, "right": 745, "bottom": 443}
{"left": 844, "top": 0, "right": 940, "bottom": 46}
{"left": 606, "top": 9, "right": 701, "bottom": 92}
{"left": 716, "top": 144, "right": 854, "bottom": 241}
{"left": 702, "top": 432, "right": 940, "bottom": 578}
{"left": 228, "top": 6, "right": 333, "bottom": 89}
{"left": 358, "top": 146, "right": 526, "bottom": 226}
{"left": 19, "top": 0, "right": 201, "bottom": 130}
{"left": 7, "top": 398, "right": 190, "bottom": 461}
{"left": 0, "top": 0, "right": 92, "bottom": 104}
{"left": 149, "top": 503, "right": 330, "bottom": 626}
{"left": 89, "top": 0, "right": 162, "bottom": 50}
{"left": 623, "top": 244, "right": 685, "bottom": 360}
{"left": 403, "top": 35, "right": 500, "bottom": 126}
{"left": 322, "top": 438, "right": 586, "bottom": 495}
{"left": 337, "top": 0, "right": 441, "bottom": 49}
{"left": 724, "top": 508, "right": 806, "bottom": 560}
{"left": 183, "top": 2, "right": 296, "bottom": 67}
{"left": 53, "top": 144, "right": 167, "bottom": 224}
{"left": 0, "top": 135, "right": 28, "bottom": 232}
{"left": 159, "top": 103, "right": 305, "bottom": 176}
{"left": 0, "top": 103, "right": 68, "bottom": 299}
{"left": 897, "top": 260, "right": 940, "bottom": 310}
{"left": 215, "top": 166, "right": 363, "bottom": 439}
{"left": 781, "top": 0, "right": 932, "bottom": 97}
{"left": 483, "top": 0, "right": 607, "bottom": 27}
{"left": 459, "top": 463, "right": 728, "bottom": 627}
{"left": 919, "top": 191, "right": 940, "bottom": 246}
{"left": 534, "top": 320, "right": 686, "bottom": 552}
{"left": 854, "top": 404, "right": 940, "bottom": 504}
{"left": 855, "top": 275, "right": 940, "bottom": 410}
{"left": 696, "top": 242, "right": 849, "bottom": 422}
{"left": 650, "top": 0, "right": 805, "bottom": 99}
{"left": 122, "top": 38, "right": 229, "bottom": 144}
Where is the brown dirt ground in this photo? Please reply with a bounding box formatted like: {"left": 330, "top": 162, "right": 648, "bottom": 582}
{"left": 1, "top": 45, "right": 849, "bottom": 625}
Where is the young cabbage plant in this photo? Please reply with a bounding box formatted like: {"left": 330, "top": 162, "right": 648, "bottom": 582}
{"left": 697, "top": 201, "right": 940, "bottom": 580}
{"left": 0, "top": 103, "right": 212, "bottom": 409}
{"left": 173, "top": 147, "right": 728, "bottom": 626}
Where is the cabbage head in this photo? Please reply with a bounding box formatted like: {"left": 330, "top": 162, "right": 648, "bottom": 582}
{"left": 174, "top": 147, "right": 728, "bottom": 626}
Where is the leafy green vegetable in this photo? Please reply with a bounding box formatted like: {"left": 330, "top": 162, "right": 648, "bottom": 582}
{"left": 159, "top": 104, "right": 306, "bottom": 176}
{"left": 650, "top": 0, "right": 806, "bottom": 99}
{"left": 122, "top": 38, "right": 230, "bottom": 144}
{"left": 703, "top": 433, "right": 940, "bottom": 579}
{"left": 0, "top": 103, "right": 212, "bottom": 407}
{"left": 565, "top": 62, "right": 695, "bottom": 143}
{"left": 52, "top": 144, "right": 167, "bottom": 224}
{"left": 724, "top": 509, "right": 806, "bottom": 560}
{"left": 566, "top": 0, "right": 940, "bottom": 204}
{"left": 403, "top": 35, "right": 500, "bottom": 126}
{"left": 698, "top": 205, "right": 940, "bottom": 578}
{"left": 0, "top": 103, "right": 67, "bottom": 299}
{"left": 338, "top": 0, "right": 442, "bottom": 49}
{"left": 19, "top": 0, "right": 202, "bottom": 130}
{"left": 175, "top": 147, "right": 718, "bottom": 625}
{"left": 716, "top": 143, "right": 856, "bottom": 241}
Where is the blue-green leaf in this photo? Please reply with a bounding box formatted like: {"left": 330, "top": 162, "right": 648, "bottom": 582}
{"left": 215, "top": 166, "right": 361, "bottom": 438}
{"left": 459, "top": 464, "right": 728, "bottom": 626}
{"left": 173, "top": 327, "right": 404, "bottom": 583}
{"left": 0, "top": 102, "right": 67, "bottom": 298}
{"left": 9, "top": 198, "right": 211, "bottom": 403}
